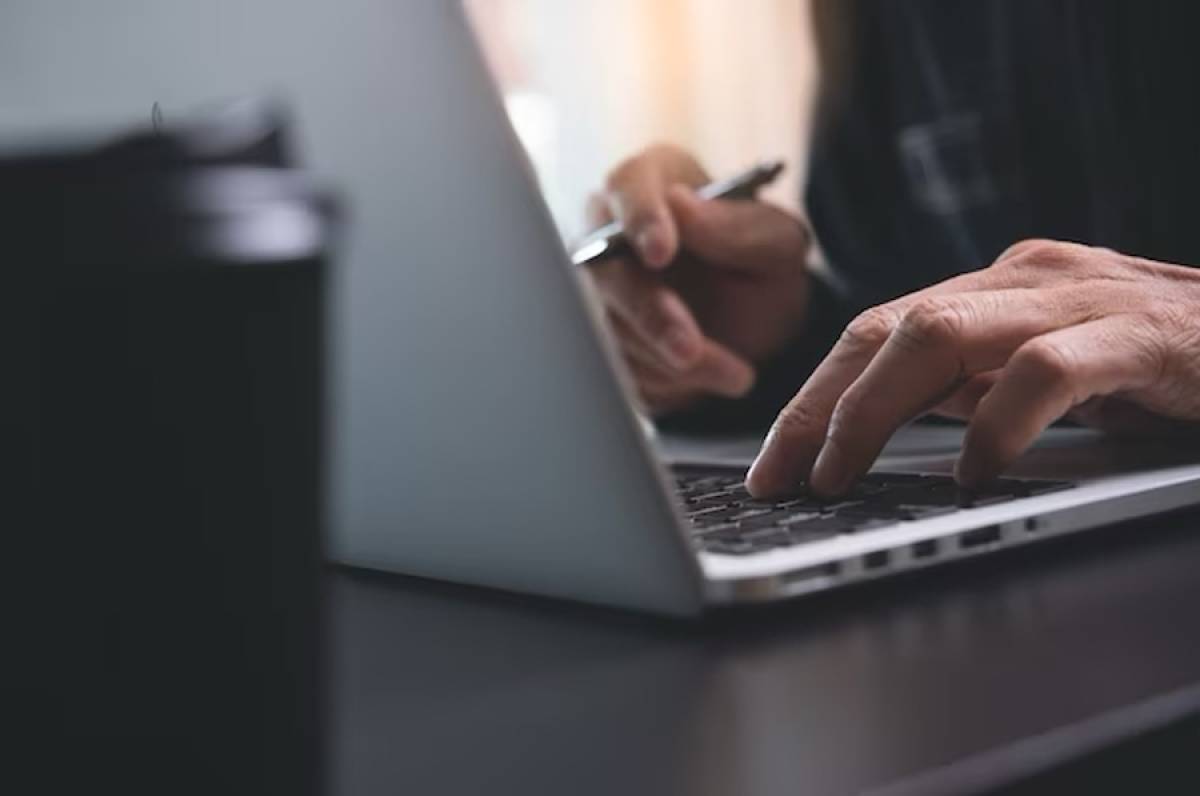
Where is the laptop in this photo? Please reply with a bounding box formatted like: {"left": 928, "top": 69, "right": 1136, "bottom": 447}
{"left": 5, "top": 0, "right": 1199, "bottom": 616}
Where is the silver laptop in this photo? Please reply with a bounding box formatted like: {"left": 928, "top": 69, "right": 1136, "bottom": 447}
{"left": 6, "top": 0, "right": 1199, "bottom": 616}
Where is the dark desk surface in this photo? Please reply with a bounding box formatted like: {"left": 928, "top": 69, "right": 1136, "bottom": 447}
{"left": 330, "top": 511, "right": 1200, "bottom": 795}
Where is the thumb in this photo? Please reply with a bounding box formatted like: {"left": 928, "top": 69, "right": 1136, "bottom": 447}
{"left": 666, "top": 184, "right": 807, "bottom": 272}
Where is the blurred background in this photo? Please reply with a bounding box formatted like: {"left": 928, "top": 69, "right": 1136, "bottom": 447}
{"left": 465, "top": 0, "right": 818, "bottom": 242}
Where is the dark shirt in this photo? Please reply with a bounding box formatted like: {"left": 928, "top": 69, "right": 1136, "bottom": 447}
{"left": 666, "top": 0, "right": 1200, "bottom": 432}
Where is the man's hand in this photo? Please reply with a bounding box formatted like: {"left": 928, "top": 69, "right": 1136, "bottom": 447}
{"left": 747, "top": 240, "right": 1200, "bottom": 497}
{"left": 586, "top": 144, "right": 811, "bottom": 415}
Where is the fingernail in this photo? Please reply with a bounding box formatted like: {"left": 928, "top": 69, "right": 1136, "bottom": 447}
{"left": 746, "top": 428, "right": 782, "bottom": 495}
{"left": 810, "top": 440, "right": 850, "bottom": 496}
{"left": 660, "top": 327, "right": 698, "bottom": 368}
{"left": 746, "top": 455, "right": 770, "bottom": 494}
{"left": 636, "top": 222, "right": 669, "bottom": 265}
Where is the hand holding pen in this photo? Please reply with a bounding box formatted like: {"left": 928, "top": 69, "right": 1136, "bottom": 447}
{"left": 573, "top": 160, "right": 785, "bottom": 266}
{"left": 580, "top": 144, "right": 813, "bottom": 416}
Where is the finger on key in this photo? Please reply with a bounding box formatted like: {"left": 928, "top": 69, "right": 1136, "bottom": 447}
{"left": 746, "top": 268, "right": 1060, "bottom": 497}
{"left": 956, "top": 316, "right": 1161, "bottom": 485}
{"left": 809, "top": 288, "right": 1099, "bottom": 495}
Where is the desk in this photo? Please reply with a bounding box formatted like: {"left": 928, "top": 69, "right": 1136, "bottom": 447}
{"left": 330, "top": 510, "right": 1200, "bottom": 794}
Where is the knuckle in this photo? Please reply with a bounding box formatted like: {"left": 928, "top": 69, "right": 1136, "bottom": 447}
{"left": 841, "top": 306, "right": 901, "bottom": 352}
{"left": 895, "top": 297, "right": 971, "bottom": 349}
{"left": 1007, "top": 240, "right": 1084, "bottom": 272}
{"left": 1012, "top": 338, "right": 1076, "bottom": 385}
{"left": 771, "top": 399, "right": 826, "bottom": 443}
{"left": 603, "top": 156, "right": 644, "bottom": 193}
{"left": 996, "top": 237, "right": 1055, "bottom": 263}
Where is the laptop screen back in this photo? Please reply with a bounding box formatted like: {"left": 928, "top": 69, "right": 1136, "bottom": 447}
{"left": 0, "top": 0, "right": 704, "bottom": 613}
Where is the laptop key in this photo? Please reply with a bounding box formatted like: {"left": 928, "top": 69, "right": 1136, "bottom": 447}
{"left": 688, "top": 503, "right": 737, "bottom": 519}
{"left": 686, "top": 489, "right": 739, "bottom": 503}
{"left": 690, "top": 521, "right": 738, "bottom": 537}
{"left": 737, "top": 514, "right": 787, "bottom": 532}
{"left": 816, "top": 500, "right": 866, "bottom": 515}
{"left": 784, "top": 516, "right": 857, "bottom": 538}
{"left": 788, "top": 514, "right": 897, "bottom": 539}
{"left": 686, "top": 497, "right": 739, "bottom": 514}
{"left": 836, "top": 504, "right": 916, "bottom": 522}
{"left": 861, "top": 472, "right": 931, "bottom": 488}
{"left": 896, "top": 504, "right": 959, "bottom": 519}
{"left": 777, "top": 511, "right": 822, "bottom": 526}
{"left": 728, "top": 507, "right": 772, "bottom": 521}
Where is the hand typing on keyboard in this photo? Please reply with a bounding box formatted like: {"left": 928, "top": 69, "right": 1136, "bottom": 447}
{"left": 746, "top": 240, "right": 1200, "bottom": 498}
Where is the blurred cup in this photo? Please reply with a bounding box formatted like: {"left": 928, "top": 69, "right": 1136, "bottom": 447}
{"left": 2, "top": 145, "right": 338, "bottom": 795}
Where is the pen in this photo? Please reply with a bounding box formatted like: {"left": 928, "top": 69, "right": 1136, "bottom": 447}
{"left": 570, "top": 159, "right": 786, "bottom": 267}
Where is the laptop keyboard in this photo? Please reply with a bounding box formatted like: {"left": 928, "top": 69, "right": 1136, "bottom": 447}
{"left": 673, "top": 468, "right": 1074, "bottom": 556}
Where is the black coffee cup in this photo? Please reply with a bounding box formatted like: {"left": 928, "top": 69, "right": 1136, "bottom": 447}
{"left": 2, "top": 114, "right": 337, "bottom": 795}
